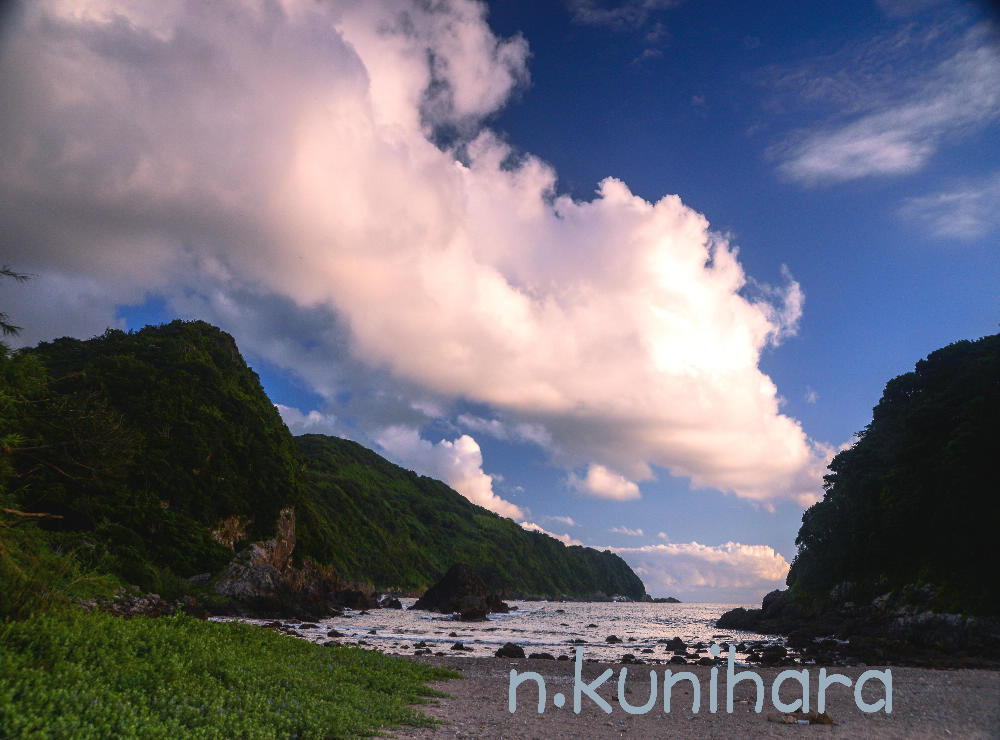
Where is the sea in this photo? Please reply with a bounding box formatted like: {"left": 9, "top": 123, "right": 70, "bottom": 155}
{"left": 225, "top": 600, "right": 783, "bottom": 662}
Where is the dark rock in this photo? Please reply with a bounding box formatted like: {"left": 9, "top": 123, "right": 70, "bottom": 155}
{"left": 620, "top": 653, "right": 639, "bottom": 664}
{"left": 528, "top": 652, "right": 555, "bottom": 660}
{"left": 495, "top": 642, "right": 525, "bottom": 659}
{"left": 457, "top": 594, "right": 490, "bottom": 621}
{"left": 379, "top": 596, "right": 403, "bottom": 610}
{"left": 587, "top": 623, "right": 598, "bottom": 628}
{"left": 786, "top": 628, "right": 814, "bottom": 649}
{"left": 569, "top": 638, "right": 587, "bottom": 644}
{"left": 449, "top": 631, "right": 459, "bottom": 637}
{"left": 666, "top": 637, "right": 685, "bottom": 650}
{"left": 557, "top": 655, "right": 570, "bottom": 661}
{"left": 299, "top": 623, "right": 318, "bottom": 629}
{"left": 761, "top": 645, "right": 788, "bottom": 664}
{"left": 451, "top": 642, "right": 473, "bottom": 651}
{"left": 606, "top": 635, "right": 622, "bottom": 643}
{"left": 696, "top": 656, "right": 715, "bottom": 666}
{"left": 327, "top": 629, "right": 344, "bottom": 637}
{"left": 413, "top": 564, "right": 510, "bottom": 618}
{"left": 669, "top": 655, "right": 687, "bottom": 664}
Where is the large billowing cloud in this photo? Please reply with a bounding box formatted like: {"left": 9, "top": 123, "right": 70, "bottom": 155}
{"left": 613, "top": 541, "right": 791, "bottom": 603}
{"left": 0, "top": 0, "right": 827, "bottom": 508}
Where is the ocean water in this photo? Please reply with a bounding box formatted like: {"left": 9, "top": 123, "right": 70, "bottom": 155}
{"left": 230, "top": 600, "right": 783, "bottom": 662}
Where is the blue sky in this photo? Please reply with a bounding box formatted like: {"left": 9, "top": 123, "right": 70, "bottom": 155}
{"left": 2, "top": 0, "right": 997, "bottom": 601}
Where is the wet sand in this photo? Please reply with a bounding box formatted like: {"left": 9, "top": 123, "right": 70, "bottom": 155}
{"left": 388, "top": 655, "right": 1000, "bottom": 739}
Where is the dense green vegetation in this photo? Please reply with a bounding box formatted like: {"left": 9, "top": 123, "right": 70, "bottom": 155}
{"left": 787, "top": 333, "right": 1000, "bottom": 616}
{"left": 0, "top": 610, "right": 455, "bottom": 738}
{"left": 0, "top": 319, "right": 644, "bottom": 606}
{"left": 2, "top": 321, "right": 304, "bottom": 600}
{"left": 296, "top": 434, "right": 645, "bottom": 597}
{"left": 0, "top": 279, "right": 455, "bottom": 740}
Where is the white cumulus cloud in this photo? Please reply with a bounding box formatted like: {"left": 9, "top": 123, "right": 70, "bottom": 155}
{"left": 374, "top": 426, "right": 524, "bottom": 520}
{"left": 0, "top": 0, "right": 828, "bottom": 506}
{"left": 570, "top": 464, "right": 642, "bottom": 501}
{"left": 276, "top": 405, "right": 342, "bottom": 437}
{"left": 613, "top": 541, "right": 791, "bottom": 603}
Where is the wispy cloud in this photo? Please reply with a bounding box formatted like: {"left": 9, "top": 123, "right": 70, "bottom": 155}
{"left": 769, "top": 23, "right": 1000, "bottom": 184}
{"left": 545, "top": 515, "right": 577, "bottom": 527}
{"left": 611, "top": 525, "right": 645, "bottom": 536}
{"left": 898, "top": 170, "right": 1000, "bottom": 240}
{"left": 520, "top": 521, "right": 582, "bottom": 546}
{"left": 567, "top": 0, "right": 679, "bottom": 30}
{"left": 805, "top": 387, "right": 819, "bottom": 404}
{"left": 456, "top": 414, "right": 553, "bottom": 447}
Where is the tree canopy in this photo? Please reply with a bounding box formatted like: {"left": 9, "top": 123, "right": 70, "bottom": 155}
{"left": 787, "top": 333, "right": 1000, "bottom": 616}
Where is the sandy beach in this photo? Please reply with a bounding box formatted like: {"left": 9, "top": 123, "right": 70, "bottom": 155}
{"left": 390, "top": 656, "right": 1000, "bottom": 739}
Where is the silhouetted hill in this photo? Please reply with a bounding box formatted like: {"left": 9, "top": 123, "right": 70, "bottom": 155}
{"left": 787, "top": 332, "right": 999, "bottom": 616}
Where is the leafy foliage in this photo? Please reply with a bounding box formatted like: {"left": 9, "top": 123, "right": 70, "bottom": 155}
{"left": 787, "top": 333, "right": 1000, "bottom": 615}
{"left": 1, "top": 320, "right": 644, "bottom": 602}
{"left": 296, "top": 434, "right": 646, "bottom": 598}
{"left": 0, "top": 610, "right": 456, "bottom": 738}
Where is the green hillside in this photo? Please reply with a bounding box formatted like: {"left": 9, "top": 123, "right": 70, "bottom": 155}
{"left": 1, "top": 320, "right": 643, "bottom": 607}
{"left": 295, "top": 433, "right": 644, "bottom": 598}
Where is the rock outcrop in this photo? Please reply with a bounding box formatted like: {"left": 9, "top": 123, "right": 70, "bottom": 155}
{"left": 214, "top": 507, "right": 376, "bottom": 618}
{"left": 412, "top": 563, "right": 510, "bottom": 620}
{"left": 718, "top": 586, "right": 1000, "bottom": 667}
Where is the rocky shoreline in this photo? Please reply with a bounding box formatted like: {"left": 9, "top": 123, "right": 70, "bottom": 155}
{"left": 717, "top": 588, "right": 1000, "bottom": 668}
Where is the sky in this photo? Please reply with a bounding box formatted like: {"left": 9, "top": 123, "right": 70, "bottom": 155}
{"left": 1, "top": 0, "right": 997, "bottom": 602}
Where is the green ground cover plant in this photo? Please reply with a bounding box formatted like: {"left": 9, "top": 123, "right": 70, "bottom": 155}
{"left": 0, "top": 610, "right": 458, "bottom": 738}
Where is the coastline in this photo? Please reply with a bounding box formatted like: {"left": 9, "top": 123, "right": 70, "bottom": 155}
{"left": 394, "top": 655, "right": 1000, "bottom": 738}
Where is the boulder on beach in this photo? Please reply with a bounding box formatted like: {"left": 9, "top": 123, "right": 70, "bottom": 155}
{"left": 496, "top": 642, "right": 525, "bottom": 658}
{"left": 379, "top": 596, "right": 403, "bottom": 609}
{"left": 412, "top": 563, "right": 510, "bottom": 620}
